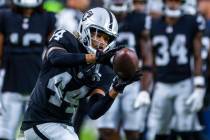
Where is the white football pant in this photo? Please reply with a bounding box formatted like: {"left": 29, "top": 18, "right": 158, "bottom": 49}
{"left": 0, "top": 92, "right": 29, "bottom": 139}
{"left": 146, "top": 79, "right": 203, "bottom": 140}
{"left": 24, "top": 123, "right": 79, "bottom": 140}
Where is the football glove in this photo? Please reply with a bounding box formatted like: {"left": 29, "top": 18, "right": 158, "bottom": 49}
{"left": 77, "top": 64, "right": 100, "bottom": 85}
{"left": 96, "top": 46, "right": 124, "bottom": 64}
{"left": 112, "top": 69, "right": 143, "bottom": 93}
{"left": 185, "top": 76, "right": 205, "bottom": 112}
{"left": 133, "top": 90, "right": 151, "bottom": 109}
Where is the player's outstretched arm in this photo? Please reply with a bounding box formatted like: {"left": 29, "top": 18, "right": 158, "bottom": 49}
{"left": 87, "top": 70, "right": 142, "bottom": 120}
{"left": 46, "top": 46, "right": 123, "bottom": 67}
{"left": 87, "top": 88, "right": 118, "bottom": 120}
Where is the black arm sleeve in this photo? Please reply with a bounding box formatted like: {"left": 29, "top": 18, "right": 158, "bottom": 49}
{"left": 48, "top": 49, "right": 86, "bottom": 67}
{"left": 87, "top": 93, "right": 114, "bottom": 120}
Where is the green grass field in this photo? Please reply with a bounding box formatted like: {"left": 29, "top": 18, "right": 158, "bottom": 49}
{"left": 79, "top": 119, "right": 98, "bottom": 140}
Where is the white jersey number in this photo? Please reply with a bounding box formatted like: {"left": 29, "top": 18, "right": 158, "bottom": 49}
{"left": 50, "top": 29, "right": 66, "bottom": 41}
{"left": 153, "top": 35, "right": 188, "bottom": 66}
{"left": 10, "top": 33, "right": 42, "bottom": 47}
{"left": 117, "top": 32, "right": 136, "bottom": 50}
{"left": 47, "top": 72, "right": 87, "bottom": 113}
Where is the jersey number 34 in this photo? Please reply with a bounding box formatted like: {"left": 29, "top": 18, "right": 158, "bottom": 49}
{"left": 153, "top": 35, "right": 188, "bottom": 66}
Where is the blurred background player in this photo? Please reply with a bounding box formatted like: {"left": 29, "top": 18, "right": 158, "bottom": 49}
{"left": 133, "top": 0, "right": 147, "bottom": 12}
{"left": 199, "top": 23, "right": 210, "bottom": 140}
{"left": 96, "top": 0, "right": 153, "bottom": 140}
{"left": 198, "top": 1, "right": 210, "bottom": 139}
{"left": 146, "top": 0, "right": 206, "bottom": 140}
{"left": 56, "top": 0, "right": 90, "bottom": 33}
{"left": 0, "top": 0, "right": 56, "bottom": 139}
{"left": 182, "top": 0, "right": 197, "bottom": 15}
{"left": 147, "top": 0, "right": 163, "bottom": 19}
{"left": 0, "top": 0, "right": 10, "bottom": 120}
{"left": 198, "top": 0, "right": 210, "bottom": 33}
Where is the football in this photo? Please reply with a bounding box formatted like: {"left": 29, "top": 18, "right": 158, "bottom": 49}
{"left": 113, "top": 48, "right": 139, "bottom": 80}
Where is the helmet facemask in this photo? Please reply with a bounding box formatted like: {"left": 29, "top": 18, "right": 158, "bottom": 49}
{"left": 81, "top": 26, "right": 116, "bottom": 53}
{"left": 91, "top": 27, "right": 116, "bottom": 51}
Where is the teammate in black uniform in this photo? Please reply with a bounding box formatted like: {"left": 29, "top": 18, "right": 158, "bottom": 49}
{"left": 146, "top": 0, "right": 206, "bottom": 140}
{"left": 21, "top": 7, "right": 142, "bottom": 140}
{"left": 199, "top": 24, "right": 210, "bottom": 139}
{"left": 0, "top": 0, "right": 56, "bottom": 139}
{"left": 97, "top": 0, "right": 153, "bottom": 140}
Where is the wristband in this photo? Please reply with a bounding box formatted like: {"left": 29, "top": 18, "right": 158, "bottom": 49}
{"left": 194, "top": 76, "right": 205, "bottom": 88}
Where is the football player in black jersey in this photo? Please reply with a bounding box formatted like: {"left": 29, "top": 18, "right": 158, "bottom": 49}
{"left": 0, "top": 0, "right": 56, "bottom": 139}
{"left": 97, "top": 0, "right": 153, "bottom": 140}
{"left": 198, "top": 12, "right": 210, "bottom": 140}
{"left": 196, "top": 23, "right": 210, "bottom": 140}
{"left": 56, "top": 0, "right": 91, "bottom": 134}
{"left": 146, "top": 0, "right": 206, "bottom": 140}
{"left": 21, "top": 7, "right": 142, "bottom": 140}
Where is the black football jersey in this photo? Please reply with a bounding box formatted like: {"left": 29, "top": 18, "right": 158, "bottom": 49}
{"left": 0, "top": 9, "right": 56, "bottom": 94}
{"left": 150, "top": 14, "right": 205, "bottom": 83}
{"left": 116, "top": 11, "right": 150, "bottom": 58}
{"left": 21, "top": 29, "right": 115, "bottom": 130}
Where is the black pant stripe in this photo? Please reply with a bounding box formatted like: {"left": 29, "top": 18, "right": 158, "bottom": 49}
{"left": 33, "top": 125, "right": 49, "bottom": 140}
